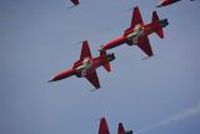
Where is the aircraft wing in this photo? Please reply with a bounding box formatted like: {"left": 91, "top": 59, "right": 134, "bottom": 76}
{"left": 138, "top": 37, "right": 153, "bottom": 57}
{"left": 70, "top": 0, "right": 79, "bottom": 5}
{"left": 130, "top": 7, "right": 144, "bottom": 29}
{"left": 124, "top": 7, "right": 144, "bottom": 35}
{"left": 80, "top": 40, "right": 92, "bottom": 60}
{"left": 98, "top": 118, "right": 110, "bottom": 134}
{"left": 118, "top": 123, "right": 126, "bottom": 134}
{"left": 85, "top": 69, "right": 100, "bottom": 89}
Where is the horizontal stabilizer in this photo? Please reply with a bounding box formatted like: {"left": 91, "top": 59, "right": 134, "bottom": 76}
{"left": 103, "top": 63, "right": 111, "bottom": 72}
{"left": 100, "top": 50, "right": 114, "bottom": 72}
{"left": 152, "top": 11, "right": 164, "bottom": 39}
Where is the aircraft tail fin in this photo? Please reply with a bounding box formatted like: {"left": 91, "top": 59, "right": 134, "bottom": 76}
{"left": 100, "top": 50, "right": 115, "bottom": 72}
{"left": 152, "top": 11, "right": 169, "bottom": 39}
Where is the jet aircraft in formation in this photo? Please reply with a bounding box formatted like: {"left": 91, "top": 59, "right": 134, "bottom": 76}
{"left": 156, "top": 0, "right": 196, "bottom": 7}
{"left": 49, "top": 7, "right": 169, "bottom": 89}
{"left": 49, "top": 40, "right": 115, "bottom": 89}
{"left": 98, "top": 118, "right": 133, "bottom": 134}
{"left": 101, "top": 7, "right": 169, "bottom": 57}
{"left": 48, "top": 0, "right": 197, "bottom": 133}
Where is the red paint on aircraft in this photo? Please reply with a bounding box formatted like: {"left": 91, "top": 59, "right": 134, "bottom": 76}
{"left": 98, "top": 118, "right": 133, "bottom": 134}
{"left": 156, "top": 0, "right": 195, "bottom": 7}
{"left": 101, "top": 7, "right": 169, "bottom": 57}
{"left": 49, "top": 40, "right": 115, "bottom": 89}
{"left": 99, "top": 118, "right": 110, "bottom": 134}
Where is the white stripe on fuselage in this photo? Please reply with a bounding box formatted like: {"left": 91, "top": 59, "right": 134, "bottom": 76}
{"left": 75, "top": 58, "right": 92, "bottom": 77}
{"left": 127, "top": 24, "right": 144, "bottom": 44}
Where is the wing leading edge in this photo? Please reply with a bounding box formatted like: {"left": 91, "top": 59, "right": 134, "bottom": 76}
{"left": 138, "top": 37, "right": 153, "bottom": 57}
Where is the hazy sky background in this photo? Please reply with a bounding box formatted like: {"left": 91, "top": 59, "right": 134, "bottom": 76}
{"left": 1, "top": 0, "right": 200, "bottom": 134}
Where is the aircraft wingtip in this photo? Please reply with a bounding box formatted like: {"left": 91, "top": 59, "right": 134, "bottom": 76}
{"left": 90, "top": 87, "right": 100, "bottom": 92}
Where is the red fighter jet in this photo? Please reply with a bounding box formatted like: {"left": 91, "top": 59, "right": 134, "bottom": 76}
{"left": 70, "top": 0, "right": 79, "bottom": 6}
{"left": 156, "top": 0, "right": 196, "bottom": 7}
{"left": 98, "top": 117, "right": 133, "bottom": 134}
{"left": 101, "top": 7, "right": 169, "bottom": 57}
{"left": 49, "top": 40, "right": 115, "bottom": 89}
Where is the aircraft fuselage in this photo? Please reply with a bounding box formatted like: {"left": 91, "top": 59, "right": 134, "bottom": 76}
{"left": 126, "top": 24, "right": 145, "bottom": 44}
{"left": 73, "top": 53, "right": 115, "bottom": 78}
{"left": 157, "top": 0, "right": 181, "bottom": 7}
{"left": 102, "top": 19, "right": 168, "bottom": 50}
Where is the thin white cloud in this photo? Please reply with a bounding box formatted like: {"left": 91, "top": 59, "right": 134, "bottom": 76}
{"left": 136, "top": 103, "right": 200, "bottom": 134}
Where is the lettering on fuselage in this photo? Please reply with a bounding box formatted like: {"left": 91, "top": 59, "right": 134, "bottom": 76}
{"left": 75, "top": 58, "right": 92, "bottom": 77}
{"left": 127, "top": 24, "right": 144, "bottom": 44}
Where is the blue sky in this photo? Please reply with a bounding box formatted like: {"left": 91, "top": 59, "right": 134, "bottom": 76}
{"left": 1, "top": 0, "right": 200, "bottom": 134}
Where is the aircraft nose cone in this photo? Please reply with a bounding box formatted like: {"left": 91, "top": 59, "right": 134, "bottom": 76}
{"left": 48, "top": 79, "right": 54, "bottom": 83}
{"left": 48, "top": 76, "right": 58, "bottom": 83}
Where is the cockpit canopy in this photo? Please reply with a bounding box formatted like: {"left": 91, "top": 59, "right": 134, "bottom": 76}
{"left": 134, "top": 24, "right": 143, "bottom": 32}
